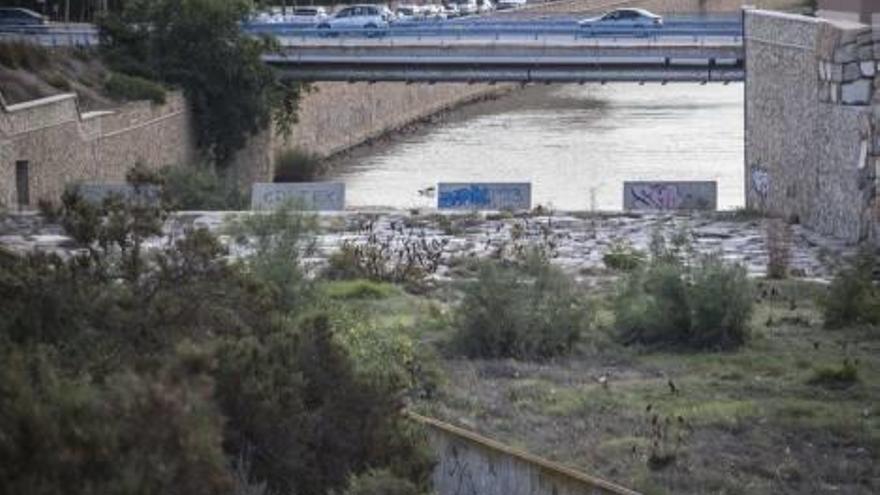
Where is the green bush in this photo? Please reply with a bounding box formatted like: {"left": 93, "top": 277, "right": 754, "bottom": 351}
{"left": 603, "top": 239, "right": 645, "bottom": 272}
{"left": 324, "top": 279, "right": 399, "bottom": 300}
{"left": 0, "top": 345, "right": 233, "bottom": 495}
{"left": 340, "top": 469, "right": 424, "bottom": 495}
{"left": 274, "top": 149, "right": 325, "bottom": 182}
{"left": 104, "top": 72, "right": 167, "bottom": 104}
{"left": 0, "top": 175, "right": 431, "bottom": 494}
{"left": 822, "top": 252, "right": 880, "bottom": 329}
{"left": 161, "top": 165, "right": 248, "bottom": 210}
{"left": 807, "top": 359, "right": 858, "bottom": 389}
{"left": 614, "top": 254, "right": 752, "bottom": 350}
{"left": 454, "top": 256, "right": 592, "bottom": 359}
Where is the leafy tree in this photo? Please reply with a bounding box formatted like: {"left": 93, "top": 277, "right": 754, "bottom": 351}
{"left": 99, "top": 0, "right": 308, "bottom": 164}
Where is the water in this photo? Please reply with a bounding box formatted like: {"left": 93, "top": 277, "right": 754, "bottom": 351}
{"left": 328, "top": 83, "right": 744, "bottom": 211}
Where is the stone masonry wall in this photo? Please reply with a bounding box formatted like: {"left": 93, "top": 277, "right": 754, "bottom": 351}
{"left": 745, "top": 9, "right": 879, "bottom": 243}
{"left": 0, "top": 91, "right": 196, "bottom": 209}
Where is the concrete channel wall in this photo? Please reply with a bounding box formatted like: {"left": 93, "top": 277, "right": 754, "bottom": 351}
{"left": 744, "top": 9, "right": 880, "bottom": 243}
{"left": 410, "top": 413, "right": 640, "bottom": 495}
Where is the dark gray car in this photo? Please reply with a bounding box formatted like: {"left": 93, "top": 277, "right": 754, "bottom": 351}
{"left": 0, "top": 8, "right": 46, "bottom": 26}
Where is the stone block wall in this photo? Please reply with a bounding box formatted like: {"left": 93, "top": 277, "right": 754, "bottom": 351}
{"left": 0, "top": 91, "right": 196, "bottom": 209}
{"left": 745, "top": 9, "right": 879, "bottom": 243}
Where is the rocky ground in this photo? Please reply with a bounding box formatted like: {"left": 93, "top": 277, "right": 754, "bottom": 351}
{"left": 0, "top": 209, "right": 858, "bottom": 282}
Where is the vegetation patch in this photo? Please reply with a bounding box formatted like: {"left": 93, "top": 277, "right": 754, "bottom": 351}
{"left": 104, "top": 72, "right": 166, "bottom": 104}
{"left": 453, "top": 255, "right": 593, "bottom": 359}
{"left": 324, "top": 279, "right": 399, "bottom": 300}
{"left": 274, "top": 148, "right": 326, "bottom": 182}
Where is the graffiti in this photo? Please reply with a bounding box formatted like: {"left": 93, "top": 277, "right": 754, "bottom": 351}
{"left": 751, "top": 167, "right": 770, "bottom": 200}
{"left": 444, "top": 443, "right": 479, "bottom": 495}
{"left": 623, "top": 181, "right": 716, "bottom": 211}
{"left": 251, "top": 182, "right": 345, "bottom": 210}
{"left": 437, "top": 183, "right": 531, "bottom": 210}
{"left": 629, "top": 184, "right": 683, "bottom": 209}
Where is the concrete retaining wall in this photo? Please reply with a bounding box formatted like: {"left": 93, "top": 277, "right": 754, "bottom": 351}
{"left": 282, "top": 82, "right": 506, "bottom": 159}
{"left": 0, "top": 90, "right": 196, "bottom": 209}
{"left": 410, "top": 413, "right": 640, "bottom": 495}
{"left": 745, "top": 9, "right": 879, "bottom": 243}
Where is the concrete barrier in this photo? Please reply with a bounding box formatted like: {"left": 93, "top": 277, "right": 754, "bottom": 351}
{"left": 251, "top": 182, "right": 345, "bottom": 210}
{"left": 409, "top": 412, "right": 640, "bottom": 495}
{"left": 73, "top": 183, "right": 162, "bottom": 206}
{"left": 623, "top": 181, "right": 717, "bottom": 210}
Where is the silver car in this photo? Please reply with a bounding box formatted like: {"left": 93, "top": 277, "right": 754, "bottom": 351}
{"left": 578, "top": 8, "right": 663, "bottom": 29}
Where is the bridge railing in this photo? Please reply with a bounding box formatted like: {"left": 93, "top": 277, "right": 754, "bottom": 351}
{"left": 0, "top": 25, "right": 98, "bottom": 47}
{"left": 244, "top": 24, "right": 743, "bottom": 42}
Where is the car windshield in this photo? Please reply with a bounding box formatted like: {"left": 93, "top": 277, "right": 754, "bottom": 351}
{"left": 294, "top": 9, "right": 318, "bottom": 16}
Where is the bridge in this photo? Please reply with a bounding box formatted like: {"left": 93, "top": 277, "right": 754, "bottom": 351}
{"left": 256, "top": 18, "right": 744, "bottom": 83}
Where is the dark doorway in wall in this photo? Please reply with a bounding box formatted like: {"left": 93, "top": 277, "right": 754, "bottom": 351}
{"left": 15, "top": 160, "right": 29, "bottom": 208}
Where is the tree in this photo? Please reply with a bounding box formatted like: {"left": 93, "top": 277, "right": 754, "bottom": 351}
{"left": 99, "top": 0, "right": 307, "bottom": 164}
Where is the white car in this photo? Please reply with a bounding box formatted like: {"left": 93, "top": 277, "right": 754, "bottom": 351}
{"left": 453, "top": 0, "right": 479, "bottom": 16}
{"left": 495, "top": 0, "right": 526, "bottom": 10}
{"left": 395, "top": 5, "right": 421, "bottom": 22}
{"left": 578, "top": 8, "right": 663, "bottom": 28}
{"left": 318, "top": 5, "right": 390, "bottom": 34}
{"left": 287, "top": 7, "right": 328, "bottom": 26}
{"left": 478, "top": 0, "right": 494, "bottom": 13}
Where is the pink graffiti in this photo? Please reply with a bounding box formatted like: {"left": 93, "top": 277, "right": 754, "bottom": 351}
{"left": 630, "top": 184, "right": 682, "bottom": 210}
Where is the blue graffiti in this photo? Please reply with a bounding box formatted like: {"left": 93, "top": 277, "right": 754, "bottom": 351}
{"left": 438, "top": 185, "right": 491, "bottom": 208}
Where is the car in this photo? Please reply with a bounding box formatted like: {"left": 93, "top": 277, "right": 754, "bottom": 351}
{"left": 578, "top": 8, "right": 663, "bottom": 28}
{"left": 495, "top": 0, "right": 526, "bottom": 10}
{"left": 478, "top": 0, "right": 495, "bottom": 14}
{"left": 0, "top": 7, "right": 46, "bottom": 26}
{"left": 442, "top": 2, "right": 460, "bottom": 17}
{"left": 317, "top": 5, "right": 390, "bottom": 35}
{"left": 288, "top": 7, "right": 328, "bottom": 25}
{"left": 451, "top": 0, "right": 479, "bottom": 16}
{"left": 395, "top": 5, "right": 421, "bottom": 22}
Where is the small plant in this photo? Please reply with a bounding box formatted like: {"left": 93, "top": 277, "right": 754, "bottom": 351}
{"left": 338, "top": 469, "right": 423, "bottom": 495}
{"left": 43, "top": 72, "right": 72, "bottom": 91}
{"left": 104, "top": 72, "right": 167, "bottom": 104}
{"left": 324, "top": 230, "right": 447, "bottom": 287}
{"left": 765, "top": 219, "right": 792, "bottom": 279}
{"left": 822, "top": 251, "right": 880, "bottom": 329}
{"left": 639, "top": 405, "right": 691, "bottom": 471}
{"left": 274, "top": 149, "right": 325, "bottom": 183}
{"left": 602, "top": 239, "right": 645, "bottom": 272}
{"left": 808, "top": 359, "right": 859, "bottom": 389}
{"left": 454, "top": 255, "right": 592, "bottom": 359}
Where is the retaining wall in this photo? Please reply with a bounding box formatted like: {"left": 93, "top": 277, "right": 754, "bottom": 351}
{"left": 744, "top": 9, "right": 880, "bottom": 243}
{"left": 268, "top": 81, "right": 507, "bottom": 164}
{"left": 0, "top": 90, "right": 196, "bottom": 209}
{"left": 410, "top": 413, "right": 640, "bottom": 495}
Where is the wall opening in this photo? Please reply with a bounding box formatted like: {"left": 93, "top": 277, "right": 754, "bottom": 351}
{"left": 15, "top": 160, "right": 30, "bottom": 208}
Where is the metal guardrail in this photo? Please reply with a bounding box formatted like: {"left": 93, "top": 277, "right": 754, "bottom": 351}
{"left": 0, "top": 25, "right": 98, "bottom": 47}
{"left": 244, "top": 22, "right": 743, "bottom": 42}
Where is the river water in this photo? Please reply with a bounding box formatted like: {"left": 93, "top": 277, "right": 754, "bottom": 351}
{"left": 327, "top": 83, "right": 744, "bottom": 211}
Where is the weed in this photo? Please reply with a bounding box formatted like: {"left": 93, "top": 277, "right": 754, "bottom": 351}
{"left": 807, "top": 359, "right": 859, "bottom": 389}
{"left": 603, "top": 239, "right": 645, "bottom": 272}
{"left": 0, "top": 41, "right": 49, "bottom": 70}
{"left": 325, "top": 230, "right": 447, "bottom": 287}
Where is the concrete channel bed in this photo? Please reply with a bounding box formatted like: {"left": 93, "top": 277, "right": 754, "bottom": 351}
{"left": 0, "top": 209, "right": 854, "bottom": 282}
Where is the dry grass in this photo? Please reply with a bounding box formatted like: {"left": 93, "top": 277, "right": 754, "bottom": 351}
{"left": 411, "top": 278, "right": 880, "bottom": 494}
